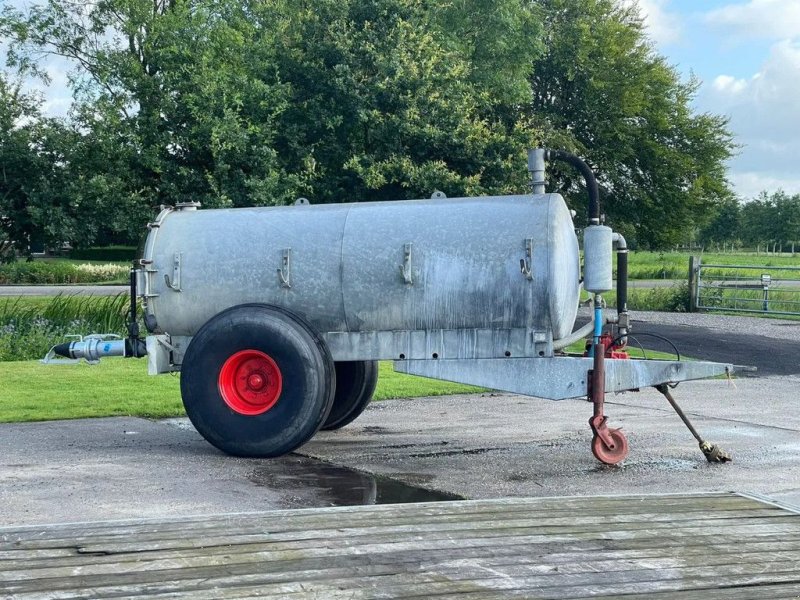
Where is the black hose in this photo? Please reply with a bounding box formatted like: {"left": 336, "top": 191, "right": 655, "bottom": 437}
{"left": 126, "top": 267, "right": 146, "bottom": 358}
{"left": 545, "top": 149, "right": 600, "bottom": 224}
{"left": 617, "top": 250, "right": 628, "bottom": 313}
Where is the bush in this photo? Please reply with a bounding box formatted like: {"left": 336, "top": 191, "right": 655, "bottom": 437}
{"left": 68, "top": 246, "right": 137, "bottom": 262}
{"left": 0, "top": 261, "right": 127, "bottom": 284}
{"left": 604, "top": 282, "right": 690, "bottom": 312}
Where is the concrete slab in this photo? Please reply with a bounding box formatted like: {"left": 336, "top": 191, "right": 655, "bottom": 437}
{"left": 300, "top": 375, "right": 800, "bottom": 507}
{"left": 1, "top": 375, "right": 799, "bottom": 526}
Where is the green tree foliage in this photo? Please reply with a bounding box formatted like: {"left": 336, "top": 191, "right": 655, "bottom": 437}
{"left": 529, "top": 0, "right": 735, "bottom": 248}
{"left": 1, "top": 0, "right": 736, "bottom": 251}
{"left": 0, "top": 75, "right": 78, "bottom": 257}
{"left": 738, "top": 192, "right": 800, "bottom": 248}
{"left": 699, "top": 196, "right": 741, "bottom": 246}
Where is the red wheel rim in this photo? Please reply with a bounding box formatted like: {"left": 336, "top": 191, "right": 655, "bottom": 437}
{"left": 591, "top": 429, "right": 629, "bottom": 465}
{"left": 218, "top": 350, "right": 282, "bottom": 415}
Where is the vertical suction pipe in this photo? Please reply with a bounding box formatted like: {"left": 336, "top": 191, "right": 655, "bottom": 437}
{"left": 528, "top": 148, "right": 547, "bottom": 195}
{"left": 613, "top": 233, "right": 630, "bottom": 344}
{"left": 543, "top": 149, "right": 611, "bottom": 357}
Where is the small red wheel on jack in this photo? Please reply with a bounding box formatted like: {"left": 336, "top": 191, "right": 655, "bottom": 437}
{"left": 591, "top": 429, "right": 629, "bottom": 465}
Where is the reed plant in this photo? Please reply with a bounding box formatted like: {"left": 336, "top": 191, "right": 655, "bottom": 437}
{"left": 0, "top": 294, "right": 130, "bottom": 361}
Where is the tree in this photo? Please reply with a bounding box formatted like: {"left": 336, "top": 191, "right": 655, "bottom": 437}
{"left": 699, "top": 196, "right": 741, "bottom": 247}
{"left": 528, "top": 0, "right": 735, "bottom": 248}
{"left": 0, "top": 74, "right": 77, "bottom": 257}
{"left": 2, "top": 0, "right": 736, "bottom": 251}
{"left": 2, "top": 0, "right": 542, "bottom": 212}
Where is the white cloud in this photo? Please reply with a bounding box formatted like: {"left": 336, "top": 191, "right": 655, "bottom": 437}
{"left": 712, "top": 74, "right": 748, "bottom": 95}
{"left": 702, "top": 39, "right": 800, "bottom": 197}
{"left": 730, "top": 172, "right": 800, "bottom": 198}
{"left": 705, "top": 0, "right": 800, "bottom": 40}
{"left": 621, "top": 0, "right": 682, "bottom": 45}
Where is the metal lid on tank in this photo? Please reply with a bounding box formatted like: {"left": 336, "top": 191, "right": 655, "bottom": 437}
{"left": 175, "top": 201, "right": 202, "bottom": 211}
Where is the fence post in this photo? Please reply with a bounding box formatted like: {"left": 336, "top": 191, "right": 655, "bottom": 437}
{"left": 688, "top": 255, "right": 700, "bottom": 312}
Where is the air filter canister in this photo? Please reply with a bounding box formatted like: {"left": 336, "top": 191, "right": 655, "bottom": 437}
{"left": 583, "top": 225, "right": 613, "bottom": 293}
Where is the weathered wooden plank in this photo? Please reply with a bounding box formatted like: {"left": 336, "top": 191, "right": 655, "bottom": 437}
{"left": 5, "top": 527, "right": 800, "bottom": 576}
{"left": 3, "top": 524, "right": 800, "bottom": 592}
{"left": 0, "top": 492, "right": 759, "bottom": 539}
{"left": 45, "top": 515, "right": 800, "bottom": 557}
{"left": 4, "top": 541, "right": 800, "bottom": 587}
{"left": 0, "top": 494, "right": 769, "bottom": 551}
{"left": 125, "top": 579, "right": 800, "bottom": 600}
{"left": 2, "top": 505, "right": 787, "bottom": 554}
{"left": 6, "top": 525, "right": 800, "bottom": 570}
{"left": 2, "top": 493, "right": 798, "bottom": 599}
{"left": 581, "top": 582, "right": 800, "bottom": 600}
{"left": 7, "top": 559, "right": 800, "bottom": 600}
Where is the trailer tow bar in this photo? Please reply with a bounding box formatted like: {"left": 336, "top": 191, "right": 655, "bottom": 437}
{"left": 587, "top": 301, "right": 629, "bottom": 465}
{"left": 655, "top": 383, "right": 732, "bottom": 463}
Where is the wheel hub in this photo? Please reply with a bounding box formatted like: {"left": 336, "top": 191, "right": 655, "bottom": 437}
{"left": 218, "top": 350, "right": 282, "bottom": 415}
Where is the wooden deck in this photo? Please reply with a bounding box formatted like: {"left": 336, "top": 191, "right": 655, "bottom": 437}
{"left": 1, "top": 492, "right": 799, "bottom": 599}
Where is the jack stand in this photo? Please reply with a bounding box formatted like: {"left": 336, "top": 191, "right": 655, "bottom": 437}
{"left": 588, "top": 336, "right": 629, "bottom": 465}
{"left": 655, "top": 384, "right": 732, "bottom": 463}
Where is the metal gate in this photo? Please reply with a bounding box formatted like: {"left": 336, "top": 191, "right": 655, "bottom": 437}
{"left": 694, "top": 260, "right": 800, "bottom": 316}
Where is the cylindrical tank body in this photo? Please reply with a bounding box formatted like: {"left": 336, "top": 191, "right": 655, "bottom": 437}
{"left": 140, "top": 193, "right": 580, "bottom": 350}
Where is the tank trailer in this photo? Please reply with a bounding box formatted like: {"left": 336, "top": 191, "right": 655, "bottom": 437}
{"left": 45, "top": 149, "right": 735, "bottom": 464}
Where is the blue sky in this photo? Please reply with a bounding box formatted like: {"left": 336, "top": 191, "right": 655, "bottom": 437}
{"left": 6, "top": 0, "right": 800, "bottom": 199}
{"left": 629, "top": 0, "right": 800, "bottom": 198}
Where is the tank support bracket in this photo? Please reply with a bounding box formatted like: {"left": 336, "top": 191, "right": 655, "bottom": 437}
{"left": 520, "top": 238, "right": 534, "bottom": 280}
{"left": 399, "top": 243, "right": 413, "bottom": 285}
{"left": 164, "top": 252, "right": 182, "bottom": 292}
{"left": 278, "top": 248, "right": 292, "bottom": 288}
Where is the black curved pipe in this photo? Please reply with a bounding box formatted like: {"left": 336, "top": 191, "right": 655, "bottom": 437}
{"left": 617, "top": 250, "right": 628, "bottom": 313}
{"left": 545, "top": 149, "right": 600, "bottom": 225}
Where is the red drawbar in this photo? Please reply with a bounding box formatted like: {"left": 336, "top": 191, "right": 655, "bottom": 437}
{"left": 218, "top": 350, "right": 283, "bottom": 416}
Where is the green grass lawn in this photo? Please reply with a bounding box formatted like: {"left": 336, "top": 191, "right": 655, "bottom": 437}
{"left": 0, "top": 345, "right": 685, "bottom": 423}
{"left": 0, "top": 360, "right": 485, "bottom": 423}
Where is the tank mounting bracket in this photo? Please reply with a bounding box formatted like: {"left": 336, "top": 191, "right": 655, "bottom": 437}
{"left": 520, "top": 238, "right": 534, "bottom": 280}
{"left": 278, "top": 248, "right": 292, "bottom": 288}
{"left": 164, "top": 252, "right": 182, "bottom": 292}
{"left": 399, "top": 243, "right": 413, "bottom": 285}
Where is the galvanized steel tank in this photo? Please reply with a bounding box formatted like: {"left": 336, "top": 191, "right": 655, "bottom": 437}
{"left": 139, "top": 193, "right": 581, "bottom": 358}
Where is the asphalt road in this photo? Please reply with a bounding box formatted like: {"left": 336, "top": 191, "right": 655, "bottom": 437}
{"left": 0, "top": 285, "right": 128, "bottom": 296}
{"left": 629, "top": 320, "right": 800, "bottom": 376}
{"left": 576, "top": 310, "right": 800, "bottom": 376}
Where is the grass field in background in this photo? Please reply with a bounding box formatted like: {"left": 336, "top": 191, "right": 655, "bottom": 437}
{"left": 625, "top": 251, "right": 800, "bottom": 280}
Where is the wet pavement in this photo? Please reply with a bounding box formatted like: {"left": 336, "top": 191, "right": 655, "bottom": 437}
{"left": 2, "top": 309, "right": 799, "bottom": 525}
{"left": 1, "top": 374, "right": 799, "bottom": 526}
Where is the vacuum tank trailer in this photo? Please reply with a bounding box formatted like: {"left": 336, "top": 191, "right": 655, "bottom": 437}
{"left": 46, "top": 150, "right": 735, "bottom": 464}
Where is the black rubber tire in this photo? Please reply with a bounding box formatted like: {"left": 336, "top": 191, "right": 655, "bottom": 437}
{"left": 321, "top": 360, "right": 379, "bottom": 431}
{"left": 180, "top": 304, "right": 335, "bottom": 457}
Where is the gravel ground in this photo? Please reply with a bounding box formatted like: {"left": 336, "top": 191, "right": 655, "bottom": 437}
{"left": 630, "top": 309, "right": 800, "bottom": 342}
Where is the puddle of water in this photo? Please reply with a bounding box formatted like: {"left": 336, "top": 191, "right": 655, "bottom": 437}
{"left": 248, "top": 455, "right": 462, "bottom": 506}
